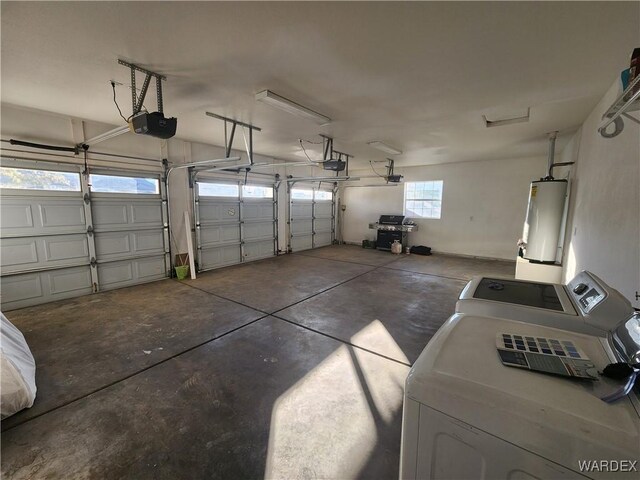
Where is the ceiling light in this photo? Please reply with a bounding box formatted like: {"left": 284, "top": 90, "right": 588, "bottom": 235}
{"left": 255, "top": 90, "right": 331, "bottom": 126}
{"left": 367, "top": 141, "right": 402, "bottom": 155}
{"left": 483, "top": 108, "right": 530, "bottom": 128}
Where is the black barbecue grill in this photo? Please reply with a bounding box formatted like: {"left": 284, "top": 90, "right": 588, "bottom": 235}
{"left": 369, "top": 215, "right": 418, "bottom": 251}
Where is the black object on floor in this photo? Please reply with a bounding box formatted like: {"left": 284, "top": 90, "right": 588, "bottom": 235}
{"left": 410, "top": 246, "right": 432, "bottom": 256}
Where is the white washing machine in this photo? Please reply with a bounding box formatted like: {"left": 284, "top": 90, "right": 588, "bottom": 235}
{"left": 456, "top": 271, "right": 633, "bottom": 336}
{"left": 400, "top": 278, "right": 640, "bottom": 479}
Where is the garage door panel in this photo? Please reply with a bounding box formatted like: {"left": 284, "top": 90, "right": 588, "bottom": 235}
{"left": 133, "top": 230, "right": 165, "bottom": 253}
{"left": 291, "top": 202, "right": 313, "bottom": 218}
{"left": 314, "top": 232, "right": 332, "bottom": 247}
{"left": 91, "top": 203, "right": 129, "bottom": 229}
{"left": 129, "top": 202, "right": 163, "bottom": 226}
{"left": 243, "top": 222, "right": 274, "bottom": 242}
{"left": 1, "top": 197, "right": 85, "bottom": 235}
{"left": 314, "top": 202, "right": 333, "bottom": 217}
{"left": 92, "top": 199, "right": 162, "bottom": 231}
{"left": 1, "top": 273, "right": 43, "bottom": 303}
{"left": 0, "top": 266, "right": 93, "bottom": 311}
{"left": 49, "top": 267, "right": 93, "bottom": 294}
{"left": 200, "top": 245, "right": 242, "bottom": 270}
{"left": 1, "top": 203, "right": 34, "bottom": 229}
{"left": 291, "top": 235, "right": 313, "bottom": 252}
{"left": 40, "top": 202, "right": 87, "bottom": 228}
{"left": 243, "top": 201, "right": 274, "bottom": 221}
{"left": 0, "top": 235, "right": 89, "bottom": 274}
{"left": 136, "top": 256, "right": 167, "bottom": 280}
{"left": 198, "top": 201, "right": 240, "bottom": 224}
{"left": 291, "top": 219, "right": 313, "bottom": 235}
{"left": 244, "top": 240, "right": 275, "bottom": 261}
{"left": 314, "top": 218, "right": 332, "bottom": 233}
{"left": 95, "top": 230, "right": 164, "bottom": 262}
{"left": 1, "top": 240, "right": 38, "bottom": 267}
{"left": 45, "top": 236, "right": 90, "bottom": 262}
{"left": 97, "top": 256, "right": 166, "bottom": 290}
{"left": 200, "top": 224, "right": 240, "bottom": 246}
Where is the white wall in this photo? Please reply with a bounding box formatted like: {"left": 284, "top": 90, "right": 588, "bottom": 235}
{"left": 341, "top": 155, "right": 547, "bottom": 260}
{"left": 561, "top": 80, "right": 640, "bottom": 308}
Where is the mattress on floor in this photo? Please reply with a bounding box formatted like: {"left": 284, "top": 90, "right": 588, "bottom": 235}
{"left": 1, "top": 312, "right": 37, "bottom": 419}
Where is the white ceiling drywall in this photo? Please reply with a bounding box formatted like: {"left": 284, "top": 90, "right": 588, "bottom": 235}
{"left": 1, "top": 2, "right": 638, "bottom": 168}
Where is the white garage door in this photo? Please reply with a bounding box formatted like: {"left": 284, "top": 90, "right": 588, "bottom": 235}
{"left": 289, "top": 187, "right": 335, "bottom": 252}
{"left": 90, "top": 172, "right": 169, "bottom": 291}
{"left": 195, "top": 181, "right": 277, "bottom": 271}
{"left": 0, "top": 164, "right": 93, "bottom": 310}
{"left": 0, "top": 164, "right": 169, "bottom": 310}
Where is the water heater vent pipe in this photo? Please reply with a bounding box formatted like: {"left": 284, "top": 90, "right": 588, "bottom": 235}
{"left": 546, "top": 131, "right": 574, "bottom": 179}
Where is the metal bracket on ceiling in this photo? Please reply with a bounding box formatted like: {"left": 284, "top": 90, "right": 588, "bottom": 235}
{"left": 206, "top": 112, "right": 262, "bottom": 165}
{"left": 118, "top": 59, "right": 167, "bottom": 116}
{"left": 319, "top": 134, "right": 352, "bottom": 176}
{"left": 320, "top": 134, "right": 334, "bottom": 162}
{"left": 332, "top": 150, "right": 352, "bottom": 176}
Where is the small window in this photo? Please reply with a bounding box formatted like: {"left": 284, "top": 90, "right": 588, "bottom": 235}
{"left": 198, "top": 182, "right": 239, "bottom": 197}
{"left": 314, "top": 190, "right": 333, "bottom": 201}
{"left": 404, "top": 181, "right": 443, "bottom": 219}
{"left": 242, "top": 185, "right": 273, "bottom": 199}
{"left": 0, "top": 166, "right": 81, "bottom": 191}
{"left": 90, "top": 174, "right": 159, "bottom": 194}
{"left": 291, "top": 188, "right": 314, "bottom": 200}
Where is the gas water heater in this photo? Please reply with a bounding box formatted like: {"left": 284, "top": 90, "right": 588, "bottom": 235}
{"left": 523, "top": 131, "right": 571, "bottom": 264}
{"left": 523, "top": 179, "right": 567, "bottom": 263}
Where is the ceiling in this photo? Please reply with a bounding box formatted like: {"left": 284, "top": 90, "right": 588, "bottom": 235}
{"left": 1, "top": 2, "right": 638, "bottom": 168}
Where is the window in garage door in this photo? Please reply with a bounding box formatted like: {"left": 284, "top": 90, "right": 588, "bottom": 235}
{"left": 89, "top": 172, "right": 169, "bottom": 291}
{"left": 0, "top": 165, "right": 93, "bottom": 310}
{"left": 195, "top": 180, "right": 277, "bottom": 271}
{"left": 289, "top": 187, "right": 335, "bottom": 252}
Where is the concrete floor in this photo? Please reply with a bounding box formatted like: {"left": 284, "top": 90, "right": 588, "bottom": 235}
{"left": 1, "top": 246, "right": 515, "bottom": 479}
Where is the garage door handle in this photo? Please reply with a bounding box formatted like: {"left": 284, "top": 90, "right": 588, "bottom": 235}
{"left": 87, "top": 225, "right": 94, "bottom": 237}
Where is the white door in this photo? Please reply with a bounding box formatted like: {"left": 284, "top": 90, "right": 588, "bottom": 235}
{"left": 289, "top": 187, "right": 335, "bottom": 252}
{"left": 195, "top": 180, "right": 276, "bottom": 271}
{"left": 0, "top": 164, "right": 93, "bottom": 310}
{"left": 90, "top": 172, "right": 169, "bottom": 290}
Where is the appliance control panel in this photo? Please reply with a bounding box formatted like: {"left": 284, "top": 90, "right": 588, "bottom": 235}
{"left": 567, "top": 272, "right": 607, "bottom": 315}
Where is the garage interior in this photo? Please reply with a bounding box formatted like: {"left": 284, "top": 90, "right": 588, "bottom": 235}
{"left": 1, "top": 2, "right": 639, "bottom": 479}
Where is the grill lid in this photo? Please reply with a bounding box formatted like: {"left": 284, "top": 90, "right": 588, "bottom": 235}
{"left": 379, "top": 215, "right": 404, "bottom": 225}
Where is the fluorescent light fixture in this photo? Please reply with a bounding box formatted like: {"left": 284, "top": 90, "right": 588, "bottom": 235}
{"left": 367, "top": 141, "right": 402, "bottom": 155}
{"left": 483, "top": 108, "right": 530, "bottom": 128}
{"left": 255, "top": 90, "right": 331, "bottom": 126}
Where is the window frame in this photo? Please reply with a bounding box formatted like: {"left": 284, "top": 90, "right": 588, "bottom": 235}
{"left": 241, "top": 184, "right": 274, "bottom": 199}
{"left": 197, "top": 182, "right": 240, "bottom": 198}
{"left": 404, "top": 180, "right": 444, "bottom": 219}
{"left": 0, "top": 166, "right": 82, "bottom": 192}
{"left": 89, "top": 173, "right": 160, "bottom": 195}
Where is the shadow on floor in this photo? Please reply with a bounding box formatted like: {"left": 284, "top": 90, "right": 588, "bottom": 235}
{"left": 2, "top": 318, "right": 409, "bottom": 479}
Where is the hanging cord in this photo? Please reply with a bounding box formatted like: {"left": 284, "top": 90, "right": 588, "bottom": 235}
{"left": 369, "top": 160, "right": 387, "bottom": 178}
{"left": 111, "top": 81, "right": 129, "bottom": 123}
{"left": 112, "top": 81, "right": 148, "bottom": 123}
{"left": 299, "top": 139, "right": 328, "bottom": 164}
{"left": 244, "top": 168, "right": 249, "bottom": 184}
